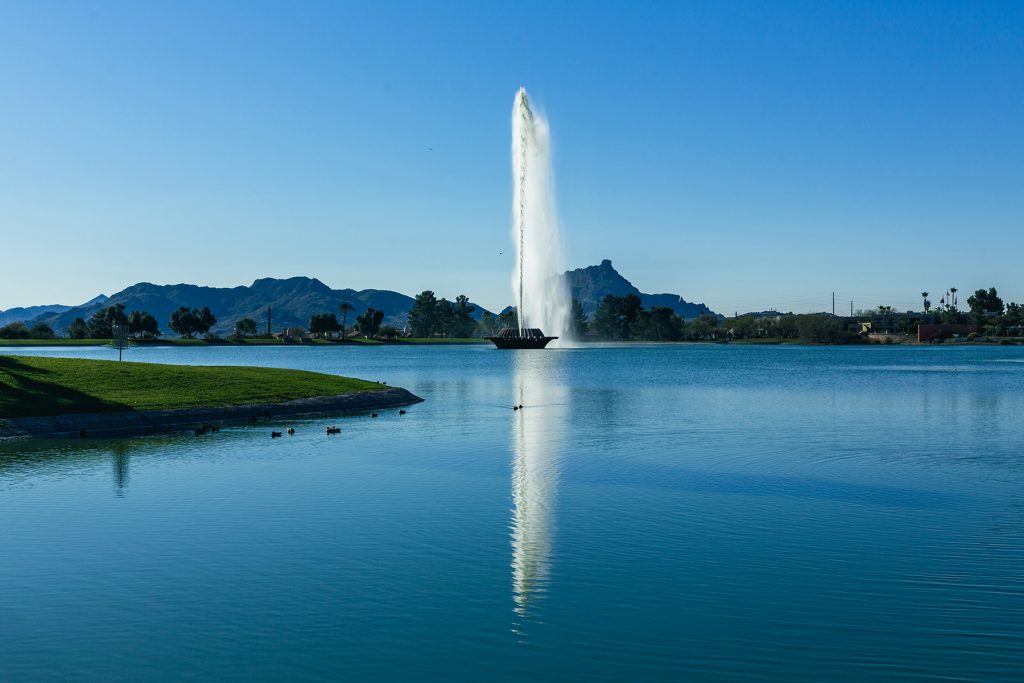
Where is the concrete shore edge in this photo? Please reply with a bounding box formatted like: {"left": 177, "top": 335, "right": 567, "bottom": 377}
{"left": 0, "top": 387, "right": 423, "bottom": 440}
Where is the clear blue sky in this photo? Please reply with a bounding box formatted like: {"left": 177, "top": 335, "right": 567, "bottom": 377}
{"left": 2, "top": 1, "right": 1021, "bottom": 314}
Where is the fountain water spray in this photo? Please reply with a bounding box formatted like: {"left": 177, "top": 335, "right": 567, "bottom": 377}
{"left": 508, "top": 87, "right": 572, "bottom": 345}
{"left": 510, "top": 352, "right": 562, "bottom": 618}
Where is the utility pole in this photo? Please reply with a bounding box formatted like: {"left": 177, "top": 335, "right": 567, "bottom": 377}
{"left": 267, "top": 305, "right": 272, "bottom": 336}
{"left": 832, "top": 292, "right": 835, "bottom": 317}
{"left": 850, "top": 301, "right": 853, "bottom": 316}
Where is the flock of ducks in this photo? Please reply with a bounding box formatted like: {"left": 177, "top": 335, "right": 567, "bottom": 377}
{"left": 195, "top": 403, "right": 524, "bottom": 439}
{"left": 195, "top": 409, "right": 412, "bottom": 438}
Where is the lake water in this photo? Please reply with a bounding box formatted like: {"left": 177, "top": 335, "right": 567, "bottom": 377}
{"left": 2, "top": 344, "right": 1023, "bottom": 681}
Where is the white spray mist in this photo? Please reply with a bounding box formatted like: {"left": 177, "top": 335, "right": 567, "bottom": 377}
{"left": 511, "top": 87, "right": 573, "bottom": 344}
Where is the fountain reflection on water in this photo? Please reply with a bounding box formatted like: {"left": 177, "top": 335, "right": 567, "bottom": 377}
{"left": 510, "top": 350, "right": 566, "bottom": 619}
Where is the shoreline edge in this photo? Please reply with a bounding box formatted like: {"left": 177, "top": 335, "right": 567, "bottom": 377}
{"left": 0, "top": 387, "right": 423, "bottom": 441}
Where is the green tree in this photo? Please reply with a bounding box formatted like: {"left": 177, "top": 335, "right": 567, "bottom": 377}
{"left": 127, "top": 310, "right": 160, "bottom": 338}
{"left": 434, "top": 298, "right": 455, "bottom": 337}
{"left": 592, "top": 295, "right": 622, "bottom": 340}
{"left": 0, "top": 322, "right": 30, "bottom": 339}
{"left": 234, "top": 317, "right": 258, "bottom": 337}
{"left": 757, "top": 316, "right": 779, "bottom": 338}
{"left": 477, "top": 311, "right": 498, "bottom": 337}
{"left": 729, "top": 315, "right": 758, "bottom": 339}
{"left": 592, "top": 294, "right": 643, "bottom": 340}
{"left": 169, "top": 307, "right": 198, "bottom": 339}
{"left": 87, "top": 304, "right": 128, "bottom": 339}
{"left": 687, "top": 314, "right": 720, "bottom": 341}
{"left": 309, "top": 313, "right": 342, "bottom": 338}
{"left": 619, "top": 294, "right": 643, "bottom": 340}
{"left": 967, "top": 287, "right": 1004, "bottom": 325}
{"left": 636, "top": 306, "right": 683, "bottom": 341}
{"left": 778, "top": 314, "right": 799, "bottom": 339}
{"left": 29, "top": 322, "right": 56, "bottom": 339}
{"left": 408, "top": 290, "right": 438, "bottom": 337}
{"left": 379, "top": 325, "right": 400, "bottom": 340}
{"left": 497, "top": 308, "right": 517, "bottom": 329}
{"left": 356, "top": 308, "right": 384, "bottom": 337}
{"left": 449, "top": 295, "right": 477, "bottom": 338}
{"left": 570, "top": 299, "right": 588, "bottom": 338}
{"left": 694, "top": 313, "right": 721, "bottom": 340}
{"left": 68, "top": 317, "right": 88, "bottom": 339}
{"left": 199, "top": 307, "right": 216, "bottom": 335}
{"left": 338, "top": 302, "right": 354, "bottom": 336}
{"left": 796, "top": 314, "right": 849, "bottom": 343}
{"left": 589, "top": 294, "right": 643, "bottom": 342}
{"left": 1003, "top": 302, "right": 1023, "bottom": 330}
{"left": 169, "top": 306, "right": 216, "bottom": 339}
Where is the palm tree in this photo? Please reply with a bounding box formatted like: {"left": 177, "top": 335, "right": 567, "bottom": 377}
{"left": 338, "top": 302, "right": 354, "bottom": 338}
{"left": 921, "top": 292, "right": 929, "bottom": 313}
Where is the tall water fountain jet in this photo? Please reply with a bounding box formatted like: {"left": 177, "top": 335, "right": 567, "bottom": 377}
{"left": 488, "top": 87, "right": 572, "bottom": 349}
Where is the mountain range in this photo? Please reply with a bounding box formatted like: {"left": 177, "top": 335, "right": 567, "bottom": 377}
{"left": 25, "top": 278, "right": 462, "bottom": 337}
{"left": 8, "top": 261, "right": 714, "bottom": 335}
{"left": 0, "top": 295, "right": 108, "bottom": 327}
{"left": 566, "top": 260, "right": 713, "bottom": 319}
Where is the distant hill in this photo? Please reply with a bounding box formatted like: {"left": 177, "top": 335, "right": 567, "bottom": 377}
{"left": 29, "top": 278, "right": 488, "bottom": 336}
{"left": 565, "top": 260, "right": 714, "bottom": 320}
{"left": 19, "top": 263, "right": 710, "bottom": 337}
{"left": 0, "top": 295, "right": 107, "bottom": 327}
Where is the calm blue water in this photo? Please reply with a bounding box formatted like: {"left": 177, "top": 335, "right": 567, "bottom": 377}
{"left": 2, "top": 344, "right": 1023, "bottom": 681}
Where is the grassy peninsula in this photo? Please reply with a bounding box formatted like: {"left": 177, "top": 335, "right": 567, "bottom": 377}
{"left": 0, "top": 355, "right": 386, "bottom": 419}
{"left": 0, "top": 337, "right": 489, "bottom": 347}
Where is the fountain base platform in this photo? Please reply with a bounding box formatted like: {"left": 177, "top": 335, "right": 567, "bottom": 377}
{"left": 486, "top": 328, "right": 557, "bottom": 349}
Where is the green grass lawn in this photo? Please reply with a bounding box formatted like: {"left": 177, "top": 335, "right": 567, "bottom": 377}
{"left": 0, "top": 338, "right": 230, "bottom": 347}
{"left": 0, "top": 336, "right": 484, "bottom": 347}
{"left": 0, "top": 355, "right": 384, "bottom": 419}
{"left": 0, "top": 338, "right": 115, "bottom": 346}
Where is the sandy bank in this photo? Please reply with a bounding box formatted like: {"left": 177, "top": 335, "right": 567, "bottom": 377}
{"left": 0, "top": 387, "right": 422, "bottom": 440}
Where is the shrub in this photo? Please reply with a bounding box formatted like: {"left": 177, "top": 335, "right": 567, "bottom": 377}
{"left": 29, "top": 323, "right": 56, "bottom": 339}
{"left": 0, "top": 322, "right": 30, "bottom": 339}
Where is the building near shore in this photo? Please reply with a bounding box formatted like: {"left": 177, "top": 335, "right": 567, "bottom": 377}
{"left": 917, "top": 324, "right": 977, "bottom": 343}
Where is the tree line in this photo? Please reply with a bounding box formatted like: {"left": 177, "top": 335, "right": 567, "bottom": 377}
{"left": 7, "top": 284, "right": 1019, "bottom": 343}
{"left": 307, "top": 307, "right": 387, "bottom": 339}
{"left": 407, "top": 292, "right": 478, "bottom": 338}
{"left": 47, "top": 304, "right": 220, "bottom": 340}
{"left": 304, "top": 293, "right": 481, "bottom": 340}
{"left": 961, "top": 287, "right": 1022, "bottom": 335}
{"left": 583, "top": 295, "right": 867, "bottom": 343}
{"left": 582, "top": 294, "right": 732, "bottom": 341}
{"left": 856, "top": 287, "right": 1023, "bottom": 337}
{"left": 0, "top": 320, "right": 57, "bottom": 339}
